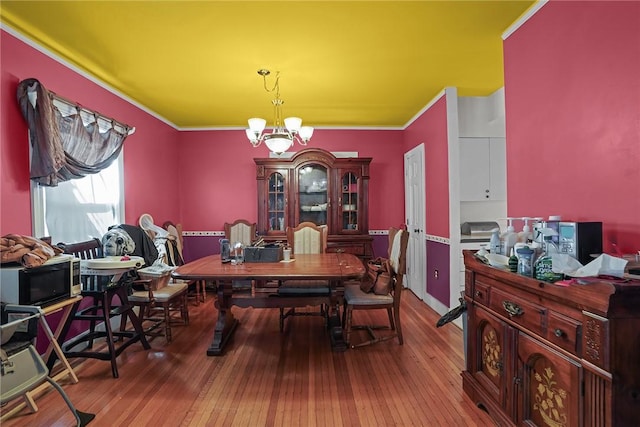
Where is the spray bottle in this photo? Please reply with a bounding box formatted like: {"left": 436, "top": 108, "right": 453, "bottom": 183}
{"left": 534, "top": 228, "right": 563, "bottom": 282}
{"left": 500, "top": 217, "right": 518, "bottom": 257}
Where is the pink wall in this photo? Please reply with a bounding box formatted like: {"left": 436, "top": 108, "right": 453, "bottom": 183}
{"left": 403, "top": 95, "right": 451, "bottom": 305}
{"left": 403, "top": 96, "right": 450, "bottom": 238}
{"left": 0, "top": 31, "right": 181, "bottom": 237}
{"left": 504, "top": 1, "right": 640, "bottom": 253}
{"left": 0, "top": 30, "right": 406, "bottom": 238}
{"left": 176, "top": 129, "right": 405, "bottom": 232}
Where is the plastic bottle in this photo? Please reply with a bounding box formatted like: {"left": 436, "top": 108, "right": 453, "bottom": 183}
{"left": 516, "top": 246, "right": 534, "bottom": 277}
{"left": 500, "top": 218, "right": 518, "bottom": 257}
{"left": 518, "top": 217, "right": 534, "bottom": 243}
{"left": 490, "top": 228, "right": 501, "bottom": 254}
{"left": 534, "top": 234, "right": 563, "bottom": 282}
{"left": 508, "top": 248, "right": 518, "bottom": 272}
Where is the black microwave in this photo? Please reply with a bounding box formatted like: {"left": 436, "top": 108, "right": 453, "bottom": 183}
{"left": 0, "top": 255, "right": 80, "bottom": 307}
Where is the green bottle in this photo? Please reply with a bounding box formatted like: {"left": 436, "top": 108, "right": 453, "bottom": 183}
{"left": 508, "top": 248, "right": 518, "bottom": 272}
{"left": 534, "top": 236, "right": 563, "bottom": 282}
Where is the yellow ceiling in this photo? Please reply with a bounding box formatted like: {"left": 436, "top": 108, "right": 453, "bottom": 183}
{"left": 1, "top": 1, "right": 536, "bottom": 129}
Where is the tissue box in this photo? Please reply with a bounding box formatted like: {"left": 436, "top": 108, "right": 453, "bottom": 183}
{"left": 244, "top": 246, "right": 283, "bottom": 263}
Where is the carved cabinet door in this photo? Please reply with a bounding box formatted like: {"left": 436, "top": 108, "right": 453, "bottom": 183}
{"left": 517, "top": 333, "right": 581, "bottom": 427}
{"left": 469, "top": 307, "right": 511, "bottom": 410}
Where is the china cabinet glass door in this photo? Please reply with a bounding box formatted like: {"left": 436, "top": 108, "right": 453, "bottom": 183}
{"left": 341, "top": 172, "right": 359, "bottom": 232}
{"left": 267, "top": 172, "right": 286, "bottom": 232}
{"left": 297, "top": 163, "right": 328, "bottom": 226}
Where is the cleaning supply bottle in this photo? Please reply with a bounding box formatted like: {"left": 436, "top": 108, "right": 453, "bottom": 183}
{"left": 500, "top": 218, "right": 518, "bottom": 257}
{"left": 508, "top": 248, "right": 518, "bottom": 272}
{"left": 518, "top": 217, "right": 534, "bottom": 243}
{"left": 490, "top": 228, "right": 501, "bottom": 254}
{"left": 534, "top": 231, "right": 563, "bottom": 282}
{"left": 516, "top": 246, "right": 534, "bottom": 276}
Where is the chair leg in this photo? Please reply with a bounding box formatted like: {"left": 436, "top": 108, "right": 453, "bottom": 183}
{"left": 387, "top": 307, "right": 395, "bottom": 331}
{"left": 200, "top": 280, "right": 206, "bottom": 302}
{"left": 194, "top": 281, "right": 200, "bottom": 306}
{"left": 163, "top": 304, "right": 172, "bottom": 343}
{"left": 393, "top": 308, "right": 403, "bottom": 345}
{"left": 344, "top": 306, "right": 353, "bottom": 346}
{"left": 101, "top": 292, "right": 119, "bottom": 378}
{"left": 182, "top": 293, "right": 190, "bottom": 325}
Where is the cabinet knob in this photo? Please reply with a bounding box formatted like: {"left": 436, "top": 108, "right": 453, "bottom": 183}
{"left": 475, "top": 290, "right": 482, "bottom": 298}
{"left": 554, "top": 328, "right": 564, "bottom": 338}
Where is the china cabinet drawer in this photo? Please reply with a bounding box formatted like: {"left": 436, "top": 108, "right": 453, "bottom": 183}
{"left": 328, "top": 243, "right": 365, "bottom": 255}
{"left": 489, "top": 287, "right": 546, "bottom": 337}
{"left": 546, "top": 311, "right": 581, "bottom": 355}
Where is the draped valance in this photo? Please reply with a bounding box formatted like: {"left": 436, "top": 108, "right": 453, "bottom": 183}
{"left": 16, "top": 78, "right": 134, "bottom": 186}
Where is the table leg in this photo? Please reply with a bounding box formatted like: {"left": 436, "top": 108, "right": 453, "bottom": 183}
{"left": 328, "top": 280, "right": 347, "bottom": 352}
{"left": 207, "top": 280, "right": 237, "bottom": 356}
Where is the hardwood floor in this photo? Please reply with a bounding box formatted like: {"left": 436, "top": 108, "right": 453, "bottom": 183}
{"left": 2, "top": 289, "right": 495, "bottom": 426}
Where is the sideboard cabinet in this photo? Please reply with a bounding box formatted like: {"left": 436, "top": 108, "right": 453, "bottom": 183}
{"left": 462, "top": 250, "right": 640, "bottom": 426}
{"left": 255, "top": 148, "right": 373, "bottom": 259}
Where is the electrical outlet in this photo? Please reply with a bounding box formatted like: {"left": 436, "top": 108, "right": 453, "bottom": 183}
{"left": 434, "top": 269, "right": 439, "bottom": 279}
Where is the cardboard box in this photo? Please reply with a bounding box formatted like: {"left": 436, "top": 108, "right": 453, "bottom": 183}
{"left": 244, "top": 246, "right": 283, "bottom": 263}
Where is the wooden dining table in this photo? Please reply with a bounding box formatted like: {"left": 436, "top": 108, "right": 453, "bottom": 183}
{"left": 172, "top": 252, "right": 365, "bottom": 355}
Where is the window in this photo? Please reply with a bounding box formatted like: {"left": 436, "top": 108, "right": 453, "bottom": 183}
{"left": 31, "top": 155, "right": 124, "bottom": 244}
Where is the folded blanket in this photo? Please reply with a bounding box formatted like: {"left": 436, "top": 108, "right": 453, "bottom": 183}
{"left": 0, "top": 234, "right": 63, "bottom": 268}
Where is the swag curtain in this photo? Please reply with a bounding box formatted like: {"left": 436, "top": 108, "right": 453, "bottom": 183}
{"left": 16, "top": 78, "right": 133, "bottom": 186}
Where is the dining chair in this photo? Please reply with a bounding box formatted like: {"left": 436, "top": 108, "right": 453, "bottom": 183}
{"left": 126, "top": 272, "right": 189, "bottom": 343}
{"left": 342, "top": 226, "right": 409, "bottom": 348}
{"left": 163, "top": 221, "right": 206, "bottom": 305}
{"left": 224, "top": 219, "right": 256, "bottom": 246}
{"left": 278, "top": 222, "right": 330, "bottom": 332}
{"left": 224, "top": 219, "right": 257, "bottom": 291}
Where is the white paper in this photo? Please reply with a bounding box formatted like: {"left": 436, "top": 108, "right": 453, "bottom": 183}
{"left": 553, "top": 253, "right": 628, "bottom": 278}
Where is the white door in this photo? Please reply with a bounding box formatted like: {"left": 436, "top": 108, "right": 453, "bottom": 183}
{"left": 404, "top": 144, "right": 426, "bottom": 301}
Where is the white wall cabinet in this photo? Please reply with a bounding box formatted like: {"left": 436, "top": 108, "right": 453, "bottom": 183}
{"left": 459, "top": 137, "right": 506, "bottom": 201}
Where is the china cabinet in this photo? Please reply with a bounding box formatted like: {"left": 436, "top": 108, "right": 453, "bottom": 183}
{"left": 462, "top": 250, "right": 640, "bottom": 426}
{"left": 255, "top": 148, "right": 373, "bottom": 259}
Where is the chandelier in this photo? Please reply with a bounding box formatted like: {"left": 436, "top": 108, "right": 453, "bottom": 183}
{"left": 245, "top": 69, "right": 313, "bottom": 154}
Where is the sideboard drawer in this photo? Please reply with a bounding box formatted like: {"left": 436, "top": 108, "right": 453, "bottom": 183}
{"left": 490, "top": 287, "right": 547, "bottom": 336}
{"left": 472, "top": 281, "right": 491, "bottom": 306}
{"left": 546, "top": 311, "right": 582, "bottom": 356}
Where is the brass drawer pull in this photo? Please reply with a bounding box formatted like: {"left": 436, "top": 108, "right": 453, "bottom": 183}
{"left": 503, "top": 301, "right": 524, "bottom": 317}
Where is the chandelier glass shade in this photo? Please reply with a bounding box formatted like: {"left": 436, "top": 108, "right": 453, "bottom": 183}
{"left": 245, "top": 70, "right": 313, "bottom": 154}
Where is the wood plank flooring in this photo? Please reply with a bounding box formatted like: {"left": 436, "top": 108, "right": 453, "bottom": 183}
{"left": 1, "top": 289, "right": 495, "bottom": 426}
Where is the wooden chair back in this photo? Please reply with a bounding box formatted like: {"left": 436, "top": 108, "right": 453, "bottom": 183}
{"left": 286, "top": 222, "right": 327, "bottom": 254}
{"left": 224, "top": 219, "right": 256, "bottom": 246}
{"left": 57, "top": 238, "right": 103, "bottom": 259}
{"left": 388, "top": 227, "right": 409, "bottom": 306}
